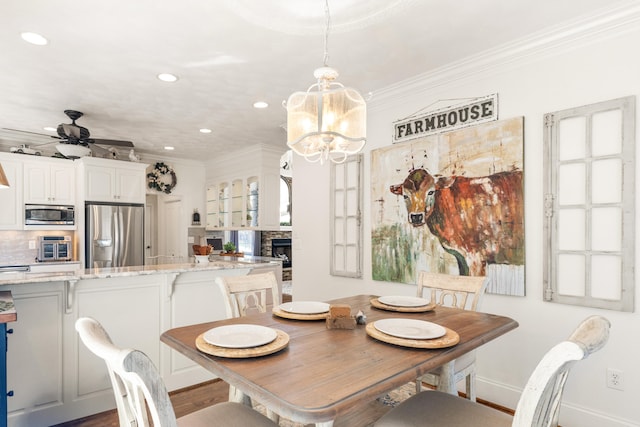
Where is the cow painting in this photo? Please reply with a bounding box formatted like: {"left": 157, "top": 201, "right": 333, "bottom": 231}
{"left": 390, "top": 168, "right": 524, "bottom": 276}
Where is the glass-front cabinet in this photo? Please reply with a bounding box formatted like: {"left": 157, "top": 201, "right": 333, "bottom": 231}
{"left": 231, "top": 179, "right": 243, "bottom": 227}
{"left": 247, "top": 176, "right": 259, "bottom": 227}
{"left": 205, "top": 185, "right": 218, "bottom": 229}
{"left": 205, "top": 146, "right": 282, "bottom": 230}
{"left": 206, "top": 176, "right": 268, "bottom": 229}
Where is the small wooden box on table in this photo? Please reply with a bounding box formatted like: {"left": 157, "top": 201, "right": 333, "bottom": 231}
{"left": 325, "top": 304, "right": 356, "bottom": 330}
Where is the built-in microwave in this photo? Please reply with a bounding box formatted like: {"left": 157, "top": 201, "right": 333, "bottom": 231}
{"left": 25, "top": 204, "right": 75, "bottom": 226}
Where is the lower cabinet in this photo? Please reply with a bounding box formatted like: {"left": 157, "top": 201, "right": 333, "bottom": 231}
{"left": 6, "top": 284, "right": 65, "bottom": 426}
{"left": 4, "top": 267, "right": 261, "bottom": 427}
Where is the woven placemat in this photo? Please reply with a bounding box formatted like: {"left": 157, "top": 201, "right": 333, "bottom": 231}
{"left": 196, "top": 329, "right": 289, "bottom": 358}
{"left": 370, "top": 298, "right": 436, "bottom": 313}
{"left": 272, "top": 307, "right": 329, "bottom": 321}
{"left": 365, "top": 322, "right": 459, "bottom": 349}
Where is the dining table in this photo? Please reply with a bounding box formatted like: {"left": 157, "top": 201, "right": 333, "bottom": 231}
{"left": 160, "top": 294, "right": 518, "bottom": 426}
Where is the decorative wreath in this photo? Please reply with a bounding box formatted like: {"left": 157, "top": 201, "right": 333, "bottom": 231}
{"left": 147, "top": 162, "right": 177, "bottom": 194}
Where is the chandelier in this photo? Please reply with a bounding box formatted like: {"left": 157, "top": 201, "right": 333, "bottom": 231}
{"left": 285, "top": 0, "right": 366, "bottom": 165}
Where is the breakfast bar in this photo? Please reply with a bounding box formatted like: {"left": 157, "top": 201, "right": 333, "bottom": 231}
{"left": 0, "top": 257, "right": 281, "bottom": 427}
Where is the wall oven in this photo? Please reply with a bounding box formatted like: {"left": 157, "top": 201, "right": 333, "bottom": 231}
{"left": 25, "top": 204, "right": 75, "bottom": 226}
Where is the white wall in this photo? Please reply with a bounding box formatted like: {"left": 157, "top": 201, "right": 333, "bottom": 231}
{"left": 141, "top": 154, "right": 206, "bottom": 259}
{"left": 292, "top": 5, "right": 640, "bottom": 426}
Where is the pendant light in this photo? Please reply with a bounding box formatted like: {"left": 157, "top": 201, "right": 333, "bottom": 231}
{"left": 285, "top": 0, "right": 366, "bottom": 165}
{"left": 0, "top": 163, "right": 9, "bottom": 188}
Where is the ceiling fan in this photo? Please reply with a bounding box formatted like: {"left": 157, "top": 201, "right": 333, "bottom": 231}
{"left": 2, "top": 109, "right": 134, "bottom": 159}
{"left": 54, "top": 110, "right": 133, "bottom": 148}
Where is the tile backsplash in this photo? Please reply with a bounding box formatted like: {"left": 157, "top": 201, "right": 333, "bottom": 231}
{"left": 0, "top": 231, "right": 77, "bottom": 266}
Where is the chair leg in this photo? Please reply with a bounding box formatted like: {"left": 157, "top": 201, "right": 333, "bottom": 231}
{"left": 266, "top": 409, "right": 280, "bottom": 423}
{"left": 228, "top": 385, "right": 252, "bottom": 406}
{"left": 415, "top": 377, "right": 423, "bottom": 393}
{"left": 466, "top": 372, "right": 476, "bottom": 402}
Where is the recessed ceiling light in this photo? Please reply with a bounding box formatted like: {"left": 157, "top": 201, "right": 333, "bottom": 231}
{"left": 21, "top": 32, "right": 48, "bottom": 46}
{"left": 43, "top": 126, "right": 56, "bottom": 132}
{"left": 253, "top": 101, "right": 269, "bottom": 109}
{"left": 164, "top": 146, "right": 175, "bottom": 151}
{"left": 199, "top": 128, "right": 212, "bottom": 134}
{"left": 157, "top": 73, "right": 178, "bottom": 82}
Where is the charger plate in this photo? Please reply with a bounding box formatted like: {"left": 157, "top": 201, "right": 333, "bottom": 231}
{"left": 365, "top": 322, "right": 459, "bottom": 349}
{"left": 371, "top": 297, "right": 436, "bottom": 313}
{"left": 196, "top": 329, "right": 289, "bottom": 358}
{"left": 272, "top": 306, "right": 329, "bottom": 320}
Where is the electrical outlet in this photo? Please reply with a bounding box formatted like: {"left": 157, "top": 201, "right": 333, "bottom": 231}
{"left": 607, "top": 368, "right": 624, "bottom": 391}
{"left": 28, "top": 240, "right": 36, "bottom": 250}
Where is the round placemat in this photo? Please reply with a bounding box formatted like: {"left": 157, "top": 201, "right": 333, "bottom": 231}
{"left": 272, "top": 306, "right": 329, "bottom": 320}
{"left": 370, "top": 297, "right": 436, "bottom": 313}
{"left": 365, "top": 322, "right": 459, "bottom": 349}
{"left": 196, "top": 329, "right": 289, "bottom": 358}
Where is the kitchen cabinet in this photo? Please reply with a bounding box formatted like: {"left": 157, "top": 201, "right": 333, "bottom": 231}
{"left": 80, "top": 157, "right": 147, "bottom": 204}
{"left": 0, "top": 291, "right": 17, "bottom": 427}
{"left": 0, "top": 155, "right": 23, "bottom": 230}
{"left": 205, "top": 145, "right": 281, "bottom": 230}
{"left": 0, "top": 262, "right": 277, "bottom": 426}
{"left": 205, "top": 174, "right": 279, "bottom": 230}
{"left": 6, "top": 282, "right": 65, "bottom": 427}
{"left": 23, "top": 159, "right": 75, "bottom": 205}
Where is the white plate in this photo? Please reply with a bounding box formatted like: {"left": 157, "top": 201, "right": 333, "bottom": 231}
{"left": 378, "top": 295, "right": 430, "bottom": 307}
{"left": 203, "top": 324, "right": 278, "bottom": 348}
{"left": 278, "top": 301, "right": 330, "bottom": 314}
{"left": 374, "top": 318, "right": 446, "bottom": 340}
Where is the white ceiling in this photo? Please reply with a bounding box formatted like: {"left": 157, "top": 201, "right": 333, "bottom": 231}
{"left": 0, "top": 0, "right": 622, "bottom": 161}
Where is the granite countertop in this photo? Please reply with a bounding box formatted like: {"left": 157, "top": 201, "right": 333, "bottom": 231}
{"left": 0, "top": 256, "right": 281, "bottom": 286}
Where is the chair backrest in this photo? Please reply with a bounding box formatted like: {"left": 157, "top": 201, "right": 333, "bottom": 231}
{"left": 216, "top": 271, "right": 280, "bottom": 318}
{"left": 513, "top": 315, "right": 610, "bottom": 427}
{"left": 416, "top": 271, "right": 487, "bottom": 311}
{"left": 75, "top": 317, "right": 179, "bottom": 427}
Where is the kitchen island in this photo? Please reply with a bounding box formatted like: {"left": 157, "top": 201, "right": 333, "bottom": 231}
{"left": 0, "top": 257, "right": 282, "bottom": 427}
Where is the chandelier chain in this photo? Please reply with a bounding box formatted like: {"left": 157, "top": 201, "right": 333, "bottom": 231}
{"left": 323, "top": 0, "right": 331, "bottom": 67}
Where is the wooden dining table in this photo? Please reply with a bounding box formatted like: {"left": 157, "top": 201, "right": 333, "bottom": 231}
{"left": 160, "top": 294, "right": 518, "bottom": 426}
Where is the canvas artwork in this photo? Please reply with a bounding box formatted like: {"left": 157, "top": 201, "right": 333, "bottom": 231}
{"left": 371, "top": 116, "right": 525, "bottom": 296}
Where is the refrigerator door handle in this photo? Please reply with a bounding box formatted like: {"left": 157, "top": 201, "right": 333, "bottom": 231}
{"left": 113, "top": 210, "right": 120, "bottom": 267}
{"left": 117, "top": 208, "right": 126, "bottom": 266}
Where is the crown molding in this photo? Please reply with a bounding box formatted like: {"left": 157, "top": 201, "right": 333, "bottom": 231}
{"left": 369, "top": 1, "right": 640, "bottom": 111}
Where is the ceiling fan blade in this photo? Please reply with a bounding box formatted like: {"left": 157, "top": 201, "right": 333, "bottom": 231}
{"left": 1, "top": 128, "right": 61, "bottom": 139}
{"left": 90, "top": 138, "right": 134, "bottom": 147}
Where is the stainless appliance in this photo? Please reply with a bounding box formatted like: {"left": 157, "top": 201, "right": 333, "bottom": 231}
{"left": 85, "top": 202, "right": 144, "bottom": 268}
{"left": 25, "top": 204, "right": 75, "bottom": 225}
{"left": 38, "top": 236, "right": 73, "bottom": 262}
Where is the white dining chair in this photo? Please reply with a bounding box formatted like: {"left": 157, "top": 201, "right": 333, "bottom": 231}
{"left": 215, "top": 271, "right": 281, "bottom": 421}
{"left": 216, "top": 271, "right": 280, "bottom": 318}
{"left": 75, "top": 317, "right": 277, "bottom": 427}
{"left": 415, "top": 271, "right": 488, "bottom": 400}
{"left": 375, "top": 315, "right": 611, "bottom": 427}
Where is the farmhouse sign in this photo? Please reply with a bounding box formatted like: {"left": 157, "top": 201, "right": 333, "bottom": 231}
{"left": 393, "top": 94, "right": 498, "bottom": 143}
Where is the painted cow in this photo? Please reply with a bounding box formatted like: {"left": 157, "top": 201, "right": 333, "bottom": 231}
{"left": 390, "top": 168, "right": 524, "bottom": 276}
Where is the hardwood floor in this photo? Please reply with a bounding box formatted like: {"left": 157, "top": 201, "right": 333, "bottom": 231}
{"left": 52, "top": 379, "right": 230, "bottom": 427}
{"left": 52, "top": 377, "right": 395, "bottom": 427}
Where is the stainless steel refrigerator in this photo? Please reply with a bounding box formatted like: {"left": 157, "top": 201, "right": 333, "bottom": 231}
{"left": 85, "top": 202, "right": 144, "bottom": 268}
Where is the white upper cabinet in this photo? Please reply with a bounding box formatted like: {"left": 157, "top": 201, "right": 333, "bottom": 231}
{"left": 23, "top": 158, "right": 75, "bottom": 205}
{"left": 205, "top": 145, "right": 281, "bottom": 230}
{"left": 80, "top": 157, "right": 147, "bottom": 204}
{"left": 0, "top": 153, "right": 24, "bottom": 230}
